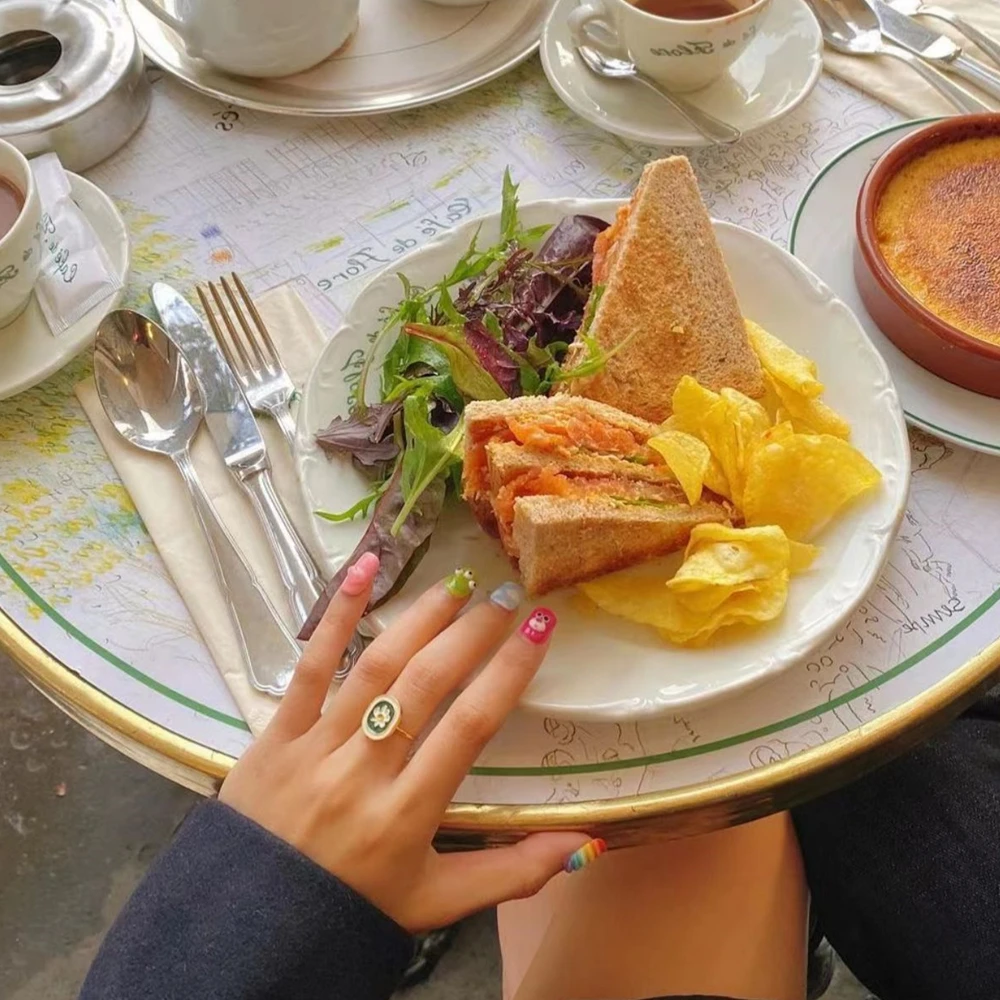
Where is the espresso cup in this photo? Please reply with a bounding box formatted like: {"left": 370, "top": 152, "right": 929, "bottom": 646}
{"left": 0, "top": 140, "right": 41, "bottom": 330}
{"left": 569, "top": 0, "right": 772, "bottom": 92}
{"left": 131, "top": 0, "right": 360, "bottom": 78}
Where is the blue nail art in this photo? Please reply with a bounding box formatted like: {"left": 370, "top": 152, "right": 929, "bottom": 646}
{"left": 490, "top": 582, "right": 525, "bottom": 612}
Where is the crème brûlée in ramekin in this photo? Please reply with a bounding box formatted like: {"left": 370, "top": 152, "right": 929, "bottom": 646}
{"left": 874, "top": 135, "right": 1000, "bottom": 347}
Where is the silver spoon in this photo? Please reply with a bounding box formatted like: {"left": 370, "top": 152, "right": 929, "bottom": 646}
{"left": 576, "top": 44, "right": 742, "bottom": 145}
{"left": 808, "top": 0, "right": 989, "bottom": 113}
{"left": 94, "top": 309, "right": 301, "bottom": 697}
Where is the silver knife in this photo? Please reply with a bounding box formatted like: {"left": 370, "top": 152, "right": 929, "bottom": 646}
{"left": 152, "top": 282, "right": 325, "bottom": 630}
{"left": 888, "top": 0, "right": 1000, "bottom": 69}
{"left": 874, "top": 0, "right": 1000, "bottom": 102}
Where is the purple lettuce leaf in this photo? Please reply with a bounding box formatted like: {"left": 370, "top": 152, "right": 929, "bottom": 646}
{"left": 464, "top": 319, "right": 521, "bottom": 397}
{"left": 508, "top": 215, "right": 608, "bottom": 348}
{"left": 298, "top": 463, "right": 446, "bottom": 640}
{"left": 315, "top": 401, "right": 401, "bottom": 468}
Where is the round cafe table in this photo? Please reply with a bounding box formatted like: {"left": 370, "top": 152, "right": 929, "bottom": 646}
{"left": 2, "top": 65, "right": 999, "bottom": 845}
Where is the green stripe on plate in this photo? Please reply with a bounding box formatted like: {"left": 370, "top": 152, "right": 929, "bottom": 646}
{"left": 3, "top": 548, "right": 998, "bottom": 774}
{"left": 469, "top": 584, "right": 1000, "bottom": 776}
{"left": 788, "top": 118, "right": 1000, "bottom": 457}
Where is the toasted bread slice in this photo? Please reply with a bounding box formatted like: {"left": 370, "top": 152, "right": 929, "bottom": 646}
{"left": 512, "top": 494, "right": 735, "bottom": 595}
{"left": 559, "top": 156, "right": 765, "bottom": 422}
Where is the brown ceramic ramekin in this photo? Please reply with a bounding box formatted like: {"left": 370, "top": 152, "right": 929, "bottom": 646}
{"left": 854, "top": 113, "right": 1000, "bottom": 399}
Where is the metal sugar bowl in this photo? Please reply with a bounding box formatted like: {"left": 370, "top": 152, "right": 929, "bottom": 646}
{"left": 0, "top": 0, "right": 151, "bottom": 171}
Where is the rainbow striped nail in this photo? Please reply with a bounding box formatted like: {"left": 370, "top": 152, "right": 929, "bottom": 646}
{"left": 564, "top": 838, "right": 607, "bottom": 873}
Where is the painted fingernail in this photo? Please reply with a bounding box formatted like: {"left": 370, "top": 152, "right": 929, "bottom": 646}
{"left": 341, "top": 552, "right": 379, "bottom": 596}
{"left": 445, "top": 567, "right": 477, "bottom": 598}
{"left": 565, "top": 838, "right": 607, "bottom": 873}
{"left": 490, "top": 582, "right": 524, "bottom": 612}
{"left": 520, "top": 607, "right": 557, "bottom": 644}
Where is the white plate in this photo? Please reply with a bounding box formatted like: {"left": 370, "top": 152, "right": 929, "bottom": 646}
{"left": 124, "top": 0, "right": 552, "bottom": 117}
{"left": 540, "top": 0, "right": 822, "bottom": 147}
{"left": 296, "top": 198, "right": 909, "bottom": 720}
{"left": 0, "top": 175, "right": 129, "bottom": 403}
{"left": 790, "top": 118, "right": 1000, "bottom": 456}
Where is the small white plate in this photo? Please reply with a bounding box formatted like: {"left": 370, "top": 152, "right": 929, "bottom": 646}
{"left": 0, "top": 174, "right": 129, "bottom": 403}
{"left": 296, "top": 198, "right": 909, "bottom": 720}
{"left": 124, "top": 0, "right": 552, "bottom": 117}
{"left": 790, "top": 118, "right": 1000, "bottom": 456}
{"left": 540, "top": 0, "right": 822, "bottom": 147}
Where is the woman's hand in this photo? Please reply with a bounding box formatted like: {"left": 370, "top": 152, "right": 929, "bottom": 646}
{"left": 219, "top": 556, "right": 591, "bottom": 933}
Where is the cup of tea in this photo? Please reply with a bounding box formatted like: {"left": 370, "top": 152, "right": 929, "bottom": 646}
{"left": 0, "top": 140, "right": 41, "bottom": 330}
{"left": 569, "top": 0, "right": 773, "bottom": 92}
{"left": 129, "top": 0, "right": 360, "bottom": 78}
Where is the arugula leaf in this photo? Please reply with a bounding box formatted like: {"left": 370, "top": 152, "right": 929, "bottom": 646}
{"left": 400, "top": 392, "right": 441, "bottom": 500}
{"left": 438, "top": 284, "right": 465, "bottom": 327}
{"left": 500, "top": 167, "right": 519, "bottom": 245}
{"left": 394, "top": 411, "right": 466, "bottom": 535}
{"left": 406, "top": 323, "right": 506, "bottom": 401}
{"left": 314, "top": 483, "right": 386, "bottom": 523}
{"left": 483, "top": 311, "right": 504, "bottom": 341}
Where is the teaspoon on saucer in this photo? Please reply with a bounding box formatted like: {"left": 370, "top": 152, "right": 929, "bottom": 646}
{"left": 575, "top": 44, "right": 742, "bottom": 145}
{"left": 94, "top": 308, "right": 302, "bottom": 697}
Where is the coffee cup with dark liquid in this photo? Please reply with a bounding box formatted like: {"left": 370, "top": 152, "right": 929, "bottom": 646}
{"left": 0, "top": 139, "right": 41, "bottom": 329}
{"left": 568, "top": 0, "right": 772, "bottom": 92}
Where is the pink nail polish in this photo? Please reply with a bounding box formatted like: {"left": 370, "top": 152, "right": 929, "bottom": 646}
{"left": 520, "top": 607, "right": 557, "bottom": 644}
{"left": 341, "top": 552, "right": 380, "bottom": 596}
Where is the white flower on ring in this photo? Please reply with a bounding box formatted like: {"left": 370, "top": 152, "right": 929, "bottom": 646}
{"left": 371, "top": 703, "right": 394, "bottom": 729}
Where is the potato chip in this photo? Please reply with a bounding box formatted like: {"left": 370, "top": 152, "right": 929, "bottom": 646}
{"left": 580, "top": 523, "right": 801, "bottom": 645}
{"left": 789, "top": 540, "right": 820, "bottom": 573}
{"left": 657, "top": 574, "right": 790, "bottom": 645}
{"left": 671, "top": 376, "right": 720, "bottom": 433}
{"left": 744, "top": 432, "right": 882, "bottom": 540}
{"left": 648, "top": 429, "right": 710, "bottom": 504}
{"left": 696, "top": 389, "right": 771, "bottom": 507}
{"left": 767, "top": 373, "right": 851, "bottom": 440}
{"left": 746, "top": 319, "right": 822, "bottom": 398}
{"left": 669, "top": 523, "right": 791, "bottom": 591}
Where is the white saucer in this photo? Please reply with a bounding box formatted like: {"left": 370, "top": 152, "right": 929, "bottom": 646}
{"left": 540, "top": 0, "right": 822, "bottom": 147}
{"left": 0, "top": 174, "right": 129, "bottom": 403}
{"left": 790, "top": 118, "right": 1000, "bottom": 456}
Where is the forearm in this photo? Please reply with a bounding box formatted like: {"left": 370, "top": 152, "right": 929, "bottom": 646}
{"left": 80, "top": 799, "right": 414, "bottom": 1000}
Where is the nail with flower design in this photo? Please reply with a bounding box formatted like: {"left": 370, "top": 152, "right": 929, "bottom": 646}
{"left": 445, "top": 567, "right": 477, "bottom": 599}
{"left": 520, "top": 607, "right": 557, "bottom": 645}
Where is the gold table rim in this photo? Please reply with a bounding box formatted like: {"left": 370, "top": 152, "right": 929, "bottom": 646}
{"left": 4, "top": 603, "right": 999, "bottom": 834}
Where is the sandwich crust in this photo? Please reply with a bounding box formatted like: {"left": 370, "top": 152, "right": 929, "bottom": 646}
{"left": 560, "top": 156, "right": 765, "bottom": 421}
{"left": 512, "top": 494, "right": 735, "bottom": 595}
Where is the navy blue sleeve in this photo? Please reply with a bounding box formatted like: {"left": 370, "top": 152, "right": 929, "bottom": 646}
{"left": 79, "top": 799, "right": 414, "bottom": 1000}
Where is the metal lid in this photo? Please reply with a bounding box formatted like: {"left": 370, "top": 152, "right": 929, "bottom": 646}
{"left": 0, "top": 0, "right": 151, "bottom": 171}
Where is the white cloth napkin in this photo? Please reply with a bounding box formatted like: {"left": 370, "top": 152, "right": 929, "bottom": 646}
{"left": 823, "top": 0, "right": 1000, "bottom": 116}
{"left": 76, "top": 285, "right": 326, "bottom": 735}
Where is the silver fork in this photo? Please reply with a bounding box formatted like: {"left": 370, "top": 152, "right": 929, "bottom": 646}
{"left": 198, "top": 272, "right": 368, "bottom": 679}
{"left": 197, "top": 273, "right": 298, "bottom": 450}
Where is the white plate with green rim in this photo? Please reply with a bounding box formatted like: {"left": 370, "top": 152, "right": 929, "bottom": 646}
{"left": 296, "top": 198, "right": 910, "bottom": 721}
{"left": 790, "top": 117, "right": 1000, "bottom": 456}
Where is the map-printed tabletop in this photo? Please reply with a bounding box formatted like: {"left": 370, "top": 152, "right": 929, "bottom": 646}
{"left": 3, "top": 62, "right": 999, "bottom": 840}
